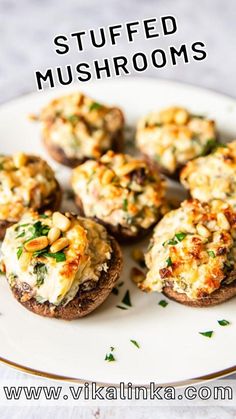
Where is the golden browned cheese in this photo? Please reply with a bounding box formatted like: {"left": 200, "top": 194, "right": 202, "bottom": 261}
{"left": 1, "top": 210, "right": 112, "bottom": 306}
{"left": 39, "top": 92, "right": 124, "bottom": 160}
{"left": 72, "top": 151, "right": 166, "bottom": 233}
{"left": 141, "top": 199, "right": 236, "bottom": 300}
{"left": 0, "top": 154, "right": 58, "bottom": 222}
{"left": 180, "top": 141, "right": 236, "bottom": 207}
{"left": 136, "top": 106, "right": 216, "bottom": 173}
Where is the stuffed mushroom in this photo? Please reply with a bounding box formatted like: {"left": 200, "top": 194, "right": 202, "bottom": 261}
{"left": 140, "top": 199, "right": 236, "bottom": 307}
{"left": 71, "top": 151, "right": 167, "bottom": 241}
{"left": 180, "top": 141, "right": 236, "bottom": 207}
{"left": 1, "top": 210, "right": 122, "bottom": 319}
{"left": 136, "top": 106, "right": 217, "bottom": 178}
{"left": 38, "top": 92, "right": 124, "bottom": 167}
{"left": 0, "top": 153, "right": 61, "bottom": 240}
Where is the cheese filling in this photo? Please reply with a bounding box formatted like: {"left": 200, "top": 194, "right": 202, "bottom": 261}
{"left": 180, "top": 141, "right": 236, "bottom": 208}
{"left": 39, "top": 92, "right": 124, "bottom": 160}
{"left": 72, "top": 151, "right": 166, "bottom": 233}
{"left": 1, "top": 212, "right": 112, "bottom": 306}
{"left": 136, "top": 107, "right": 217, "bottom": 173}
{"left": 0, "top": 154, "right": 58, "bottom": 222}
{"left": 140, "top": 199, "right": 236, "bottom": 300}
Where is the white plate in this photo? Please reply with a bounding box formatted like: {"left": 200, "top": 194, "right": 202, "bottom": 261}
{"left": 0, "top": 78, "right": 236, "bottom": 386}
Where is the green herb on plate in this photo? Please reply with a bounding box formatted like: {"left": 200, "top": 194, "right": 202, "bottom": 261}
{"left": 199, "top": 331, "right": 214, "bottom": 338}
{"left": 218, "top": 319, "right": 230, "bottom": 327}
{"left": 130, "top": 339, "right": 140, "bottom": 348}
{"left": 121, "top": 290, "right": 132, "bottom": 307}
{"left": 158, "top": 300, "right": 168, "bottom": 308}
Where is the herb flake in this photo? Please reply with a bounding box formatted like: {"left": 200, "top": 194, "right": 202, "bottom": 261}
{"left": 207, "top": 250, "right": 215, "bottom": 258}
{"left": 89, "top": 102, "right": 102, "bottom": 112}
{"left": 121, "top": 290, "right": 132, "bottom": 307}
{"left": 130, "top": 339, "right": 140, "bottom": 348}
{"left": 17, "top": 247, "right": 23, "bottom": 259}
{"left": 158, "top": 299, "right": 168, "bottom": 308}
{"left": 199, "top": 331, "right": 214, "bottom": 338}
{"left": 105, "top": 353, "right": 116, "bottom": 362}
{"left": 166, "top": 257, "right": 172, "bottom": 267}
{"left": 218, "top": 319, "right": 230, "bottom": 327}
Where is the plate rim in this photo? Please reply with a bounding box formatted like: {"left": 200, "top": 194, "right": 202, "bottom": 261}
{"left": 0, "top": 354, "right": 235, "bottom": 387}
{"left": 1, "top": 76, "right": 236, "bottom": 111}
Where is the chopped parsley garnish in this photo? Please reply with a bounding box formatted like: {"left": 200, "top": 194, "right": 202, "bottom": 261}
{"left": 201, "top": 139, "right": 224, "bottom": 155}
{"left": 17, "top": 246, "right": 23, "bottom": 259}
{"left": 121, "top": 290, "right": 132, "bottom": 307}
{"left": 218, "top": 319, "right": 230, "bottom": 327}
{"left": 43, "top": 252, "right": 66, "bottom": 262}
{"left": 39, "top": 214, "right": 49, "bottom": 219}
{"left": 158, "top": 299, "right": 168, "bottom": 308}
{"left": 33, "top": 263, "right": 47, "bottom": 288}
{"left": 130, "top": 339, "right": 140, "bottom": 348}
{"left": 89, "top": 102, "right": 102, "bottom": 111}
{"left": 34, "top": 248, "right": 66, "bottom": 262}
{"left": 67, "top": 114, "right": 80, "bottom": 124}
{"left": 112, "top": 287, "right": 119, "bottom": 296}
{"left": 166, "top": 257, "right": 172, "bottom": 267}
{"left": 0, "top": 269, "right": 4, "bottom": 275}
{"left": 15, "top": 223, "right": 30, "bottom": 231}
{"left": 175, "top": 232, "right": 187, "bottom": 242}
{"left": 207, "top": 250, "right": 215, "bottom": 258}
{"left": 163, "top": 232, "right": 187, "bottom": 246}
{"left": 105, "top": 347, "right": 116, "bottom": 362}
{"left": 199, "top": 331, "right": 214, "bottom": 338}
{"left": 163, "top": 238, "right": 178, "bottom": 246}
{"left": 118, "top": 281, "right": 124, "bottom": 287}
{"left": 16, "top": 231, "right": 25, "bottom": 239}
{"left": 25, "top": 221, "right": 50, "bottom": 242}
{"left": 122, "top": 198, "right": 128, "bottom": 211}
{"left": 15, "top": 219, "right": 66, "bottom": 263}
{"left": 116, "top": 305, "right": 128, "bottom": 310}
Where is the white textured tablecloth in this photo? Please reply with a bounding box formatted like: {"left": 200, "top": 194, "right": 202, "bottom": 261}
{"left": 1, "top": 0, "right": 236, "bottom": 417}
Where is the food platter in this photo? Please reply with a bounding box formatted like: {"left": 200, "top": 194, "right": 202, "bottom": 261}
{"left": 0, "top": 77, "right": 236, "bottom": 385}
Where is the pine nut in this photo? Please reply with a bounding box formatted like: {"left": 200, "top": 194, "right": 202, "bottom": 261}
{"left": 174, "top": 109, "right": 189, "bottom": 125}
{"left": 217, "top": 213, "right": 230, "bottom": 230}
{"left": 130, "top": 267, "right": 145, "bottom": 284}
{"left": 50, "top": 237, "right": 69, "bottom": 253}
{"left": 52, "top": 212, "right": 71, "bottom": 232}
{"left": 24, "top": 236, "right": 49, "bottom": 252}
{"left": 160, "top": 108, "right": 175, "bottom": 124}
{"left": 13, "top": 152, "right": 27, "bottom": 168}
{"left": 19, "top": 252, "right": 32, "bottom": 271}
{"left": 116, "top": 161, "right": 145, "bottom": 176}
{"left": 101, "top": 169, "right": 114, "bottom": 185}
{"left": 100, "top": 150, "right": 114, "bottom": 163}
{"left": 48, "top": 227, "right": 61, "bottom": 244}
{"left": 196, "top": 224, "right": 211, "bottom": 238}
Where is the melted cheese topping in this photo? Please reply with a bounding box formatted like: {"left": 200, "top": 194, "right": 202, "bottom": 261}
{"left": 72, "top": 151, "right": 166, "bottom": 233}
{"left": 136, "top": 107, "right": 216, "bottom": 173}
{"left": 1, "top": 211, "right": 112, "bottom": 306}
{"left": 181, "top": 141, "right": 236, "bottom": 207}
{"left": 40, "top": 92, "right": 124, "bottom": 160}
{"left": 0, "top": 154, "right": 58, "bottom": 222}
{"left": 141, "top": 199, "right": 236, "bottom": 300}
